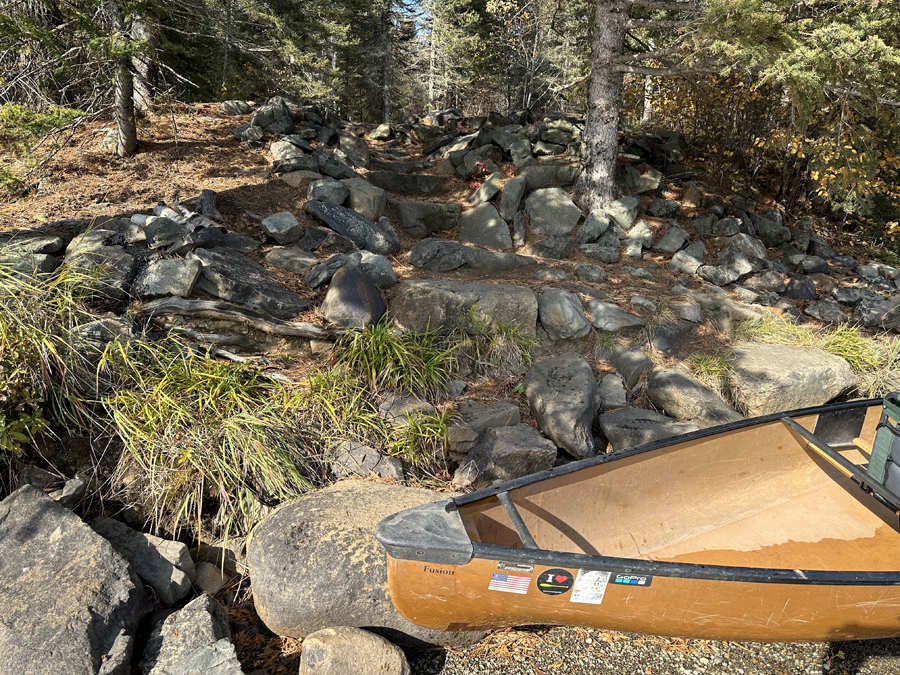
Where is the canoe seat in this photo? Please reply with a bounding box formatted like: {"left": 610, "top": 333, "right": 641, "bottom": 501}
{"left": 866, "top": 392, "right": 900, "bottom": 493}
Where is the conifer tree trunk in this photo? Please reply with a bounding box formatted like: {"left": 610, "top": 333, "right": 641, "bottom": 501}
{"left": 108, "top": 0, "right": 138, "bottom": 157}
{"left": 130, "top": 15, "right": 158, "bottom": 114}
{"left": 573, "top": 0, "right": 629, "bottom": 213}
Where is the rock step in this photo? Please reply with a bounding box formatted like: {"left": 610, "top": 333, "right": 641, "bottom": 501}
{"left": 369, "top": 159, "right": 429, "bottom": 173}
{"left": 368, "top": 171, "right": 454, "bottom": 195}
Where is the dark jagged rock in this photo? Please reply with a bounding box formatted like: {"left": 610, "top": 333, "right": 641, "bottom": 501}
{"left": 303, "top": 199, "right": 400, "bottom": 256}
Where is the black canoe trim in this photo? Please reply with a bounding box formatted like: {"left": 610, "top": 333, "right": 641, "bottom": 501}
{"left": 470, "top": 543, "right": 900, "bottom": 586}
{"left": 454, "top": 398, "right": 879, "bottom": 508}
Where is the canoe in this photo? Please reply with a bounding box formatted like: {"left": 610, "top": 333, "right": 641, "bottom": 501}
{"left": 375, "top": 395, "right": 900, "bottom": 642}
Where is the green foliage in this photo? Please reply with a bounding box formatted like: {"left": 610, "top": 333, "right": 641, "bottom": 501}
{"left": 0, "top": 104, "right": 84, "bottom": 141}
{"left": 452, "top": 310, "right": 537, "bottom": 377}
{"left": 105, "top": 343, "right": 323, "bottom": 539}
{"left": 0, "top": 257, "right": 99, "bottom": 461}
{"left": 335, "top": 317, "right": 456, "bottom": 398}
{"left": 688, "top": 352, "right": 735, "bottom": 402}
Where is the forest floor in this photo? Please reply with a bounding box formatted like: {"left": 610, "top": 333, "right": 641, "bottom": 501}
{"left": 2, "top": 104, "right": 900, "bottom": 675}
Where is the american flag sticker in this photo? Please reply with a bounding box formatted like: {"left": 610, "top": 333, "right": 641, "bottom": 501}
{"left": 488, "top": 572, "right": 531, "bottom": 594}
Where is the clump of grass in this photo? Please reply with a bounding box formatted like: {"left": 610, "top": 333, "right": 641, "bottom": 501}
{"left": 860, "top": 337, "right": 900, "bottom": 398}
{"left": 817, "top": 324, "right": 882, "bottom": 374}
{"left": 336, "top": 317, "right": 456, "bottom": 398}
{"left": 688, "top": 352, "right": 736, "bottom": 403}
{"left": 0, "top": 259, "right": 100, "bottom": 459}
{"left": 732, "top": 313, "right": 815, "bottom": 346}
{"left": 105, "top": 342, "right": 324, "bottom": 540}
{"left": 453, "top": 318, "right": 538, "bottom": 377}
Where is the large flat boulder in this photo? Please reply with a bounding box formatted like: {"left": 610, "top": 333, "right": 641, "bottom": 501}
{"left": 65, "top": 230, "right": 136, "bottom": 302}
{"left": 247, "top": 481, "right": 484, "bottom": 647}
{"left": 524, "top": 353, "right": 602, "bottom": 459}
{"left": 0, "top": 486, "right": 149, "bottom": 675}
{"left": 189, "top": 247, "right": 309, "bottom": 319}
{"left": 390, "top": 200, "right": 460, "bottom": 239}
{"left": 598, "top": 408, "right": 700, "bottom": 452}
{"left": 452, "top": 424, "right": 557, "bottom": 489}
{"left": 728, "top": 343, "right": 858, "bottom": 417}
{"left": 647, "top": 366, "right": 743, "bottom": 429}
{"left": 407, "top": 239, "right": 534, "bottom": 273}
{"left": 459, "top": 202, "right": 512, "bottom": 251}
{"left": 524, "top": 187, "right": 582, "bottom": 236}
{"left": 391, "top": 279, "right": 537, "bottom": 335}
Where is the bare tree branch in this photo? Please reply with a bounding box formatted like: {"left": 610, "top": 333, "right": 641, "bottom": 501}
{"left": 614, "top": 62, "right": 718, "bottom": 76}
{"left": 618, "top": 45, "right": 685, "bottom": 63}
{"left": 630, "top": 0, "right": 704, "bottom": 12}
{"left": 627, "top": 18, "right": 693, "bottom": 29}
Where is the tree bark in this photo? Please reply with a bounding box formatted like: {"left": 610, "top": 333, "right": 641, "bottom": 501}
{"left": 130, "top": 14, "right": 158, "bottom": 114}
{"left": 573, "top": 0, "right": 629, "bottom": 213}
{"left": 108, "top": 0, "right": 137, "bottom": 157}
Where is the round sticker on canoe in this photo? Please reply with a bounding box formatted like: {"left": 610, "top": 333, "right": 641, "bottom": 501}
{"left": 536, "top": 568, "right": 574, "bottom": 595}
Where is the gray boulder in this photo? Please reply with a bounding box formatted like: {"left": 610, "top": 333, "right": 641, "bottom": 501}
{"left": 498, "top": 175, "right": 526, "bottom": 222}
{"left": 190, "top": 247, "right": 309, "bottom": 319}
{"left": 805, "top": 299, "right": 848, "bottom": 324}
{"left": 525, "top": 235, "right": 573, "bottom": 260}
{"left": 517, "top": 165, "right": 558, "bottom": 191}
{"left": 598, "top": 408, "right": 700, "bottom": 452}
{"left": 538, "top": 287, "right": 591, "bottom": 340}
{"left": 65, "top": 230, "right": 135, "bottom": 302}
{"left": 653, "top": 226, "right": 689, "bottom": 253}
{"left": 132, "top": 259, "right": 202, "bottom": 298}
{"left": 599, "top": 373, "right": 628, "bottom": 410}
{"left": 390, "top": 200, "right": 461, "bottom": 240}
{"left": 91, "top": 517, "right": 195, "bottom": 606}
{"left": 459, "top": 202, "right": 512, "bottom": 251}
{"left": 603, "top": 196, "right": 640, "bottom": 230}
{"left": 320, "top": 265, "right": 385, "bottom": 328}
{"left": 305, "top": 250, "right": 396, "bottom": 290}
{"left": 596, "top": 343, "right": 652, "bottom": 389}
{"left": 407, "top": 239, "right": 534, "bottom": 273}
{"left": 669, "top": 242, "right": 705, "bottom": 274}
{"left": 329, "top": 441, "right": 403, "bottom": 480}
{"left": 306, "top": 178, "right": 350, "bottom": 205}
{"left": 338, "top": 130, "right": 370, "bottom": 168}
{"left": 729, "top": 343, "right": 858, "bottom": 416}
{"left": 298, "top": 626, "right": 410, "bottom": 675}
{"left": 248, "top": 481, "right": 484, "bottom": 646}
{"left": 304, "top": 200, "right": 400, "bottom": 256}
{"left": 342, "top": 177, "right": 387, "bottom": 221}
{"left": 391, "top": 280, "right": 537, "bottom": 335}
{"left": 573, "top": 262, "right": 607, "bottom": 283}
{"left": 262, "top": 211, "right": 303, "bottom": 245}
{"left": 0, "top": 486, "right": 149, "bottom": 675}
{"left": 453, "top": 424, "right": 558, "bottom": 489}
{"left": 525, "top": 187, "right": 582, "bottom": 236}
{"left": 140, "top": 595, "right": 240, "bottom": 675}
{"left": 575, "top": 209, "right": 612, "bottom": 245}
{"left": 468, "top": 171, "right": 502, "bottom": 205}
{"left": 446, "top": 401, "right": 521, "bottom": 458}
{"left": 369, "top": 171, "right": 452, "bottom": 195}
{"left": 647, "top": 366, "right": 742, "bottom": 429}
{"left": 588, "top": 299, "right": 646, "bottom": 332}
{"left": 524, "top": 353, "right": 602, "bottom": 459}
{"left": 266, "top": 246, "right": 319, "bottom": 272}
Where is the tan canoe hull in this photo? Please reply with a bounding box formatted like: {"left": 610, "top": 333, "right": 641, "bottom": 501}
{"left": 388, "top": 555, "right": 900, "bottom": 641}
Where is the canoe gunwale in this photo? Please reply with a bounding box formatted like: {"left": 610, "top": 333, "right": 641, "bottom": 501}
{"left": 378, "top": 397, "right": 900, "bottom": 587}
{"left": 469, "top": 542, "right": 900, "bottom": 587}
{"left": 454, "top": 397, "right": 882, "bottom": 508}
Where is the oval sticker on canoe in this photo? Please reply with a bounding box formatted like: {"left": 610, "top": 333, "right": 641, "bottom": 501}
{"left": 536, "top": 568, "right": 574, "bottom": 595}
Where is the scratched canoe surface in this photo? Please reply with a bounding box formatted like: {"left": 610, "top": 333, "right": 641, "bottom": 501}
{"left": 377, "top": 398, "right": 900, "bottom": 642}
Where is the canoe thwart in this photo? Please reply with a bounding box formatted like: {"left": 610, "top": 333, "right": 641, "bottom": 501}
{"left": 780, "top": 416, "right": 900, "bottom": 513}
{"left": 497, "top": 491, "right": 541, "bottom": 550}
{"left": 374, "top": 498, "right": 473, "bottom": 564}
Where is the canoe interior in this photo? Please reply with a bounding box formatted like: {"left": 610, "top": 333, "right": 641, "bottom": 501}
{"left": 457, "top": 404, "right": 900, "bottom": 573}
